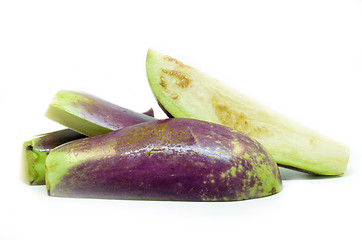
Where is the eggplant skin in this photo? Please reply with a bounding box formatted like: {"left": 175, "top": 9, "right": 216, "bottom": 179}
{"left": 46, "top": 118, "right": 282, "bottom": 201}
{"left": 22, "top": 129, "right": 86, "bottom": 185}
{"left": 45, "top": 90, "right": 156, "bottom": 136}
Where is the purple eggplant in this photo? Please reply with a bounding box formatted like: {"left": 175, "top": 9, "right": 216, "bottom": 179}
{"left": 22, "top": 109, "right": 155, "bottom": 185}
{"left": 45, "top": 90, "right": 156, "bottom": 136}
{"left": 46, "top": 118, "right": 282, "bottom": 201}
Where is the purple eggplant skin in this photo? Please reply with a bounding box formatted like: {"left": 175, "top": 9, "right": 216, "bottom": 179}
{"left": 46, "top": 118, "right": 282, "bottom": 201}
{"left": 22, "top": 109, "right": 155, "bottom": 185}
{"left": 45, "top": 90, "right": 156, "bottom": 136}
{"left": 143, "top": 108, "right": 154, "bottom": 117}
{"left": 30, "top": 129, "right": 86, "bottom": 151}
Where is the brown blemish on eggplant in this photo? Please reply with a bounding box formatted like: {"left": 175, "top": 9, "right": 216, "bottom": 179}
{"left": 160, "top": 76, "right": 167, "bottom": 89}
{"left": 161, "top": 69, "right": 192, "bottom": 88}
{"left": 164, "top": 56, "right": 190, "bottom": 68}
{"left": 26, "top": 145, "right": 33, "bottom": 151}
{"left": 212, "top": 99, "right": 249, "bottom": 131}
{"left": 49, "top": 119, "right": 281, "bottom": 200}
{"left": 159, "top": 74, "right": 179, "bottom": 99}
{"left": 170, "top": 93, "right": 179, "bottom": 99}
{"left": 211, "top": 95, "right": 273, "bottom": 137}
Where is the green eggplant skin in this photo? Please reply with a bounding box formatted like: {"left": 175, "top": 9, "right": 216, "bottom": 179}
{"left": 45, "top": 90, "right": 156, "bottom": 136}
{"left": 146, "top": 49, "right": 350, "bottom": 175}
{"left": 46, "top": 118, "right": 282, "bottom": 201}
{"left": 22, "top": 129, "right": 86, "bottom": 185}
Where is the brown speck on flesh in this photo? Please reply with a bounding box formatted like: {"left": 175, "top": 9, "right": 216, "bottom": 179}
{"left": 211, "top": 95, "right": 272, "bottom": 137}
{"left": 171, "top": 93, "right": 179, "bottom": 99}
{"left": 164, "top": 56, "right": 190, "bottom": 68}
{"left": 160, "top": 76, "right": 167, "bottom": 89}
{"left": 161, "top": 69, "right": 192, "bottom": 88}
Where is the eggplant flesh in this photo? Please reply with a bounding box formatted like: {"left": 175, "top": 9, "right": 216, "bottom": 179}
{"left": 146, "top": 49, "right": 349, "bottom": 175}
{"left": 46, "top": 118, "right": 282, "bottom": 201}
{"left": 22, "top": 129, "right": 86, "bottom": 185}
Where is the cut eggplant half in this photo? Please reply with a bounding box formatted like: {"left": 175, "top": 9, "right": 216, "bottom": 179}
{"left": 46, "top": 118, "right": 282, "bottom": 201}
{"left": 146, "top": 49, "right": 349, "bottom": 175}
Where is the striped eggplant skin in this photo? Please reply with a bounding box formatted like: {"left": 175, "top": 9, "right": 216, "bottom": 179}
{"left": 46, "top": 118, "right": 282, "bottom": 201}
{"left": 45, "top": 90, "right": 156, "bottom": 136}
{"left": 22, "top": 129, "right": 86, "bottom": 185}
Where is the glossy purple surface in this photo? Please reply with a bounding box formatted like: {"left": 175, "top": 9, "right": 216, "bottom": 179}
{"left": 35, "top": 129, "right": 86, "bottom": 151}
{"left": 48, "top": 118, "right": 281, "bottom": 201}
{"left": 68, "top": 91, "right": 156, "bottom": 130}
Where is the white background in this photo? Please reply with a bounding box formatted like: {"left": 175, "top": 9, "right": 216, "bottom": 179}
{"left": 1, "top": 1, "right": 361, "bottom": 239}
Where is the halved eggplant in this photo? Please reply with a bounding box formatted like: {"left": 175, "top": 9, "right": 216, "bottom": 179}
{"left": 146, "top": 49, "right": 349, "bottom": 175}
{"left": 46, "top": 118, "right": 282, "bottom": 201}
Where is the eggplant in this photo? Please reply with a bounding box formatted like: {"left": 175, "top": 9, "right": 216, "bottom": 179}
{"left": 46, "top": 118, "right": 282, "bottom": 201}
{"left": 23, "top": 109, "right": 155, "bottom": 185}
{"left": 45, "top": 90, "right": 156, "bottom": 136}
{"left": 146, "top": 49, "right": 349, "bottom": 175}
{"left": 22, "top": 129, "right": 86, "bottom": 185}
